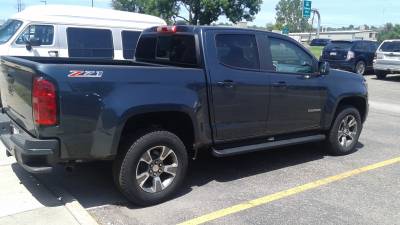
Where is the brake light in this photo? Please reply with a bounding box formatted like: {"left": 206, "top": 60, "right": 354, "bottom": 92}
{"left": 32, "top": 77, "right": 57, "bottom": 126}
{"left": 156, "top": 26, "right": 177, "bottom": 33}
{"left": 346, "top": 51, "right": 355, "bottom": 60}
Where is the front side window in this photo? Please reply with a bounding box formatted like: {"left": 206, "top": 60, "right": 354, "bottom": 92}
{"left": 269, "top": 38, "right": 314, "bottom": 74}
{"left": 216, "top": 34, "right": 260, "bottom": 70}
{"left": 0, "top": 19, "right": 22, "bottom": 44}
{"left": 67, "top": 28, "right": 113, "bottom": 58}
{"left": 122, "top": 30, "right": 141, "bottom": 59}
{"left": 16, "top": 25, "right": 54, "bottom": 45}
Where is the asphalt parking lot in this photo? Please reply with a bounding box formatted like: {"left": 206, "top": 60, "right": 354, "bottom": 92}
{"left": 10, "top": 74, "right": 400, "bottom": 225}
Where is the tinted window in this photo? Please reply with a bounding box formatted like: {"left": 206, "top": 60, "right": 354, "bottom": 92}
{"left": 0, "top": 19, "right": 22, "bottom": 44}
{"left": 16, "top": 25, "right": 54, "bottom": 45}
{"left": 379, "top": 41, "right": 400, "bottom": 52}
{"left": 67, "top": 28, "right": 113, "bottom": 58}
{"left": 269, "top": 38, "right": 314, "bottom": 74}
{"left": 353, "top": 42, "right": 366, "bottom": 51}
{"left": 136, "top": 34, "right": 197, "bottom": 66}
{"left": 216, "top": 34, "right": 259, "bottom": 70}
{"left": 326, "top": 41, "right": 353, "bottom": 50}
{"left": 122, "top": 31, "right": 141, "bottom": 59}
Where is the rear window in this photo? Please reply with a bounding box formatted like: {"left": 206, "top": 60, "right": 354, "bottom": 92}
{"left": 122, "top": 31, "right": 141, "bottom": 59}
{"left": 135, "top": 34, "right": 197, "bottom": 66}
{"left": 379, "top": 41, "right": 400, "bottom": 52}
{"left": 67, "top": 28, "right": 114, "bottom": 58}
{"left": 326, "top": 41, "right": 353, "bottom": 50}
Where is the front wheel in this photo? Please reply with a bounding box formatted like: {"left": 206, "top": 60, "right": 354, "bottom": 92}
{"left": 325, "top": 106, "right": 362, "bottom": 155}
{"left": 114, "top": 130, "right": 188, "bottom": 206}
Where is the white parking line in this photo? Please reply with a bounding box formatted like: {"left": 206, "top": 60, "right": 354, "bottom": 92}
{"left": 369, "top": 101, "right": 400, "bottom": 113}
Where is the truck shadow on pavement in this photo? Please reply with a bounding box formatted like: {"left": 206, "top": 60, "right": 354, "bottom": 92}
{"left": 13, "top": 142, "right": 364, "bottom": 210}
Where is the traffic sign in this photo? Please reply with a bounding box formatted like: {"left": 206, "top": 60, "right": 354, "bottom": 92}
{"left": 303, "top": 0, "right": 312, "bottom": 18}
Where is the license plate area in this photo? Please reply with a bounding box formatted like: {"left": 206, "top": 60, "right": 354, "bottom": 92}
{"left": 330, "top": 52, "right": 337, "bottom": 56}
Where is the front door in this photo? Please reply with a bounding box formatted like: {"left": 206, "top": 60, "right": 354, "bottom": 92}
{"left": 206, "top": 31, "right": 270, "bottom": 141}
{"left": 265, "top": 36, "right": 325, "bottom": 135}
{"left": 8, "top": 24, "right": 59, "bottom": 57}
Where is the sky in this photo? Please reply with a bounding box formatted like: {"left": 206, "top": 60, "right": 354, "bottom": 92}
{"left": 0, "top": 0, "right": 399, "bottom": 28}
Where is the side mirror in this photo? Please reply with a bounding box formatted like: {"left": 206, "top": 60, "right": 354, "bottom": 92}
{"left": 25, "top": 37, "right": 42, "bottom": 51}
{"left": 318, "top": 61, "right": 330, "bottom": 75}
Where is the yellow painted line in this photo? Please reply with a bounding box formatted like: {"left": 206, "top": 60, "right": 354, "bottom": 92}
{"left": 178, "top": 157, "right": 400, "bottom": 225}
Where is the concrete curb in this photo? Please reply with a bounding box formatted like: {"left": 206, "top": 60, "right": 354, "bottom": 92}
{"left": 35, "top": 176, "right": 99, "bottom": 225}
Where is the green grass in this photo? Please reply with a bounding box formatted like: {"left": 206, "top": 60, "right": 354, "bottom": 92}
{"left": 308, "top": 46, "right": 324, "bottom": 58}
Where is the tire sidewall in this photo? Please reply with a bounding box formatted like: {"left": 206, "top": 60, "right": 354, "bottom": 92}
{"left": 118, "top": 131, "right": 188, "bottom": 206}
{"left": 355, "top": 60, "right": 366, "bottom": 75}
{"left": 328, "top": 107, "right": 362, "bottom": 155}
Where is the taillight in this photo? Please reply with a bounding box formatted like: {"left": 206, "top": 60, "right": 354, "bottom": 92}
{"left": 346, "top": 51, "right": 355, "bottom": 61}
{"left": 32, "top": 77, "right": 57, "bottom": 126}
{"left": 156, "top": 26, "right": 177, "bottom": 33}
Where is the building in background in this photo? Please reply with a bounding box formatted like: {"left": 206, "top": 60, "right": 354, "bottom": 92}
{"left": 290, "top": 30, "right": 378, "bottom": 42}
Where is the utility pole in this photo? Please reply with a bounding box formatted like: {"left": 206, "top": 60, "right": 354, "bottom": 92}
{"left": 91, "top": 0, "right": 94, "bottom": 7}
{"left": 17, "top": 0, "right": 22, "bottom": 12}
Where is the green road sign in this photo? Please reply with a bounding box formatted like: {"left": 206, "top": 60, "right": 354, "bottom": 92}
{"left": 303, "top": 0, "right": 312, "bottom": 18}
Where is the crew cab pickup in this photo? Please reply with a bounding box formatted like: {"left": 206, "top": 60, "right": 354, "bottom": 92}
{"left": 0, "top": 25, "right": 368, "bottom": 206}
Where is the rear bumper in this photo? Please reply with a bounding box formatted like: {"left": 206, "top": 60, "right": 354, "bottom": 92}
{"left": 0, "top": 112, "right": 59, "bottom": 173}
{"left": 325, "top": 60, "right": 355, "bottom": 72}
{"left": 373, "top": 62, "right": 400, "bottom": 72}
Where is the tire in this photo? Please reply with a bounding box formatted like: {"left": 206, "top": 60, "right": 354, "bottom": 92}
{"left": 325, "top": 106, "right": 362, "bottom": 156}
{"left": 355, "top": 60, "right": 366, "bottom": 75}
{"left": 113, "top": 130, "right": 188, "bottom": 206}
{"left": 375, "top": 70, "right": 388, "bottom": 80}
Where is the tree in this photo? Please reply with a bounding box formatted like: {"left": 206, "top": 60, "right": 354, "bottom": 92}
{"left": 377, "top": 23, "right": 400, "bottom": 42}
{"left": 275, "top": 0, "right": 310, "bottom": 33}
{"left": 112, "top": 0, "right": 263, "bottom": 25}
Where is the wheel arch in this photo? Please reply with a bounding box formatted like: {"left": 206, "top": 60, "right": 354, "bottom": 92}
{"left": 330, "top": 95, "right": 368, "bottom": 128}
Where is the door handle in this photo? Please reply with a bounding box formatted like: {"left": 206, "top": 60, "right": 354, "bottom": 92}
{"left": 48, "top": 50, "right": 59, "bottom": 57}
{"left": 217, "top": 80, "right": 235, "bottom": 88}
{"left": 272, "top": 81, "right": 287, "bottom": 88}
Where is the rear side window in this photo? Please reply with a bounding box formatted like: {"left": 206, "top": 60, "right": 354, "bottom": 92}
{"left": 16, "top": 25, "right": 54, "bottom": 45}
{"left": 353, "top": 42, "right": 367, "bottom": 51}
{"left": 67, "top": 28, "right": 113, "bottom": 58}
{"left": 326, "top": 41, "right": 353, "bottom": 50}
{"left": 216, "top": 34, "right": 260, "bottom": 70}
{"left": 379, "top": 41, "right": 400, "bottom": 52}
{"left": 122, "top": 31, "right": 141, "bottom": 59}
{"left": 136, "top": 34, "right": 197, "bottom": 66}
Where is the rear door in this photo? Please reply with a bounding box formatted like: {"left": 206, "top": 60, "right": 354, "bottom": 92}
{"left": 205, "top": 30, "right": 270, "bottom": 141}
{"left": 264, "top": 36, "right": 325, "bottom": 135}
{"left": 9, "top": 24, "right": 59, "bottom": 57}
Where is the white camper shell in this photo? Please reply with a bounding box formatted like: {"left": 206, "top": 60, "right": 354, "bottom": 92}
{"left": 0, "top": 5, "right": 166, "bottom": 59}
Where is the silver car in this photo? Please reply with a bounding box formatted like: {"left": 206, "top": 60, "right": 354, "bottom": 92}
{"left": 373, "top": 40, "right": 400, "bottom": 79}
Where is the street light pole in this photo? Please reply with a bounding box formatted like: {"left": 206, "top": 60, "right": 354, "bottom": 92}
{"left": 312, "top": 9, "right": 321, "bottom": 39}
{"left": 91, "top": 0, "right": 94, "bottom": 7}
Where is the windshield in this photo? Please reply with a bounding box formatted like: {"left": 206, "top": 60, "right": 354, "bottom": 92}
{"left": 0, "top": 19, "right": 23, "bottom": 44}
{"left": 326, "top": 41, "right": 353, "bottom": 50}
{"left": 379, "top": 41, "right": 400, "bottom": 52}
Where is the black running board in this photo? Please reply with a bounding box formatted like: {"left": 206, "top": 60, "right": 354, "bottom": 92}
{"left": 212, "top": 134, "right": 326, "bottom": 157}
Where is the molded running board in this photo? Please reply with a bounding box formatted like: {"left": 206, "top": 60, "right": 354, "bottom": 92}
{"left": 212, "top": 134, "right": 326, "bottom": 157}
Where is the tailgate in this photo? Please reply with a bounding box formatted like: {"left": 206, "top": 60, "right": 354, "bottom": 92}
{"left": 0, "top": 59, "right": 36, "bottom": 135}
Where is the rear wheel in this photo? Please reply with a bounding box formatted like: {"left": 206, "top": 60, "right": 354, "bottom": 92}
{"left": 113, "top": 130, "right": 188, "bottom": 206}
{"left": 355, "top": 60, "right": 366, "bottom": 75}
{"left": 325, "top": 106, "right": 362, "bottom": 155}
{"left": 375, "top": 70, "right": 388, "bottom": 79}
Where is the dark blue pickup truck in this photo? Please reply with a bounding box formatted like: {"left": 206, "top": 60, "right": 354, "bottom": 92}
{"left": 0, "top": 26, "right": 368, "bottom": 205}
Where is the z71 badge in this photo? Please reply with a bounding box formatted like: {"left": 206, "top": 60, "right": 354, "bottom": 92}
{"left": 68, "top": 70, "right": 103, "bottom": 78}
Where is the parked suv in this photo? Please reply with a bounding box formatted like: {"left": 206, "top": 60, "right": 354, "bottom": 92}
{"left": 373, "top": 40, "right": 400, "bottom": 79}
{"left": 321, "top": 40, "right": 379, "bottom": 75}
